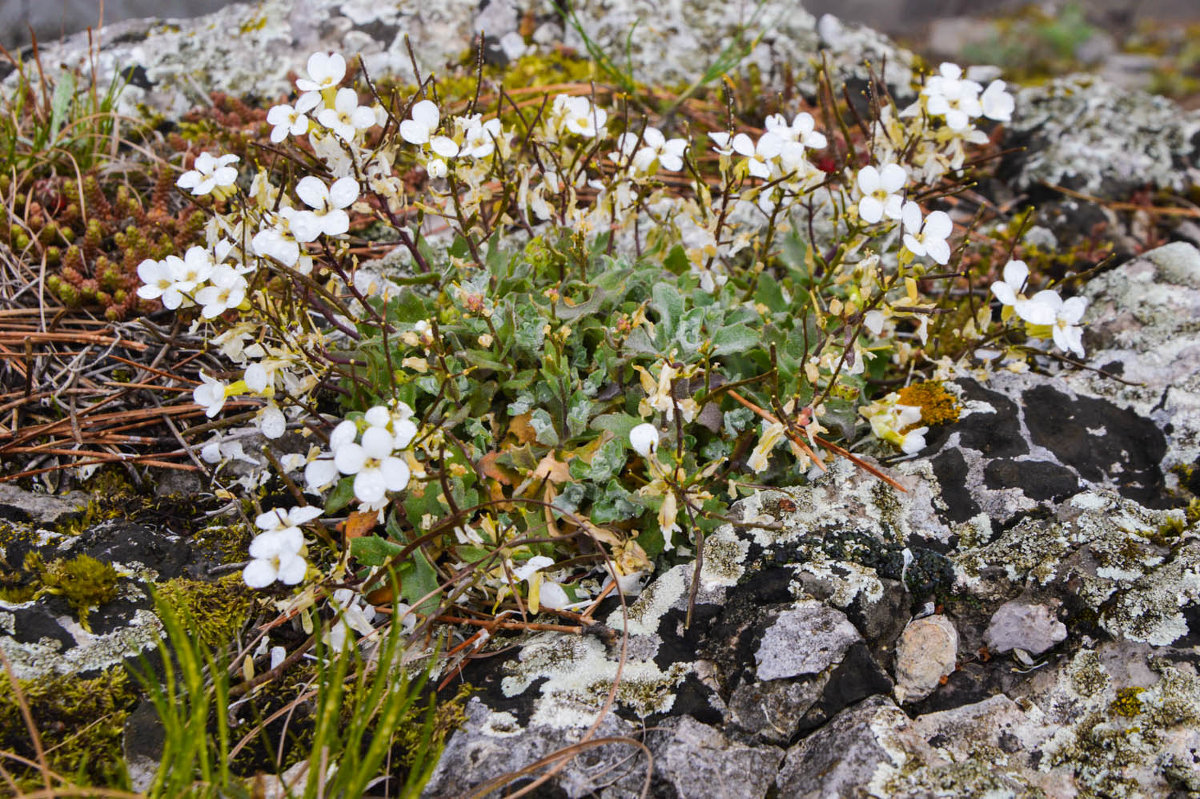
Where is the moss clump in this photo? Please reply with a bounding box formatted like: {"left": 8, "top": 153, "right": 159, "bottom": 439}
{"left": 156, "top": 573, "right": 254, "bottom": 649}
{"left": 0, "top": 667, "right": 137, "bottom": 788}
{"left": 26, "top": 551, "right": 120, "bottom": 632}
{"left": 896, "top": 381, "right": 961, "bottom": 427}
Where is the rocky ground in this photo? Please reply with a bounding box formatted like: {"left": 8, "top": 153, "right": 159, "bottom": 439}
{"left": 2, "top": 1, "right": 1200, "bottom": 797}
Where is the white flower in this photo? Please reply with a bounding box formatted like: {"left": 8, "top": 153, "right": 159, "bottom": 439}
{"left": 1023, "top": 290, "right": 1088, "bottom": 357}
{"left": 363, "top": 404, "right": 418, "bottom": 449}
{"left": 400, "top": 100, "right": 440, "bottom": 146}
{"left": 296, "top": 52, "right": 346, "bottom": 96}
{"left": 616, "top": 127, "right": 687, "bottom": 174}
{"left": 258, "top": 400, "right": 287, "bottom": 439}
{"left": 980, "top": 80, "right": 1014, "bottom": 122}
{"left": 990, "top": 259, "right": 1031, "bottom": 307}
{"left": 765, "top": 112, "right": 826, "bottom": 169}
{"left": 256, "top": 505, "right": 323, "bottom": 536}
{"left": 243, "top": 527, "right": 307, "bottom": 588}
{"left": 291, "top": 176, "right": 358, "bottom": 241}
{"left": 326, "top": 588, "right": 378, "bottom": 650}
{"left": 193, "top": 371, "right": 228, "bottom": 418}
{"left": 334, "top": 426, "right": 411, "bottom": 504}
{"left": 629, "top": 423, "right": 660, "bottom": 457}
{"left": 556, "top": 95, "right": 607, "bottom": 138}
{"left": 195, "top": 264, "right": 248, "bottom": 319}
{"left": 267, "top": 94, "right": 319, "bottom": 143}
{"left": 900, "top": 426, "right": 929, "bottom": 455}
{"left": 177, "top": 153, "right": 239, "bottom": 196}
{"left": 855, "top": 163, "right": 907, "bottom": 224}
{"left": 252, "top": 210, "right": 302, "bottom": 266}
{"left": 766, "top": 112, "right": 827, "bottom": 150}
{"left": 304, "top": 420, "right": 358, "bottom": 493}
{"left": 709, "top": 131, "right": 734, "bottom": 156}
{"left": 316, "top": 88, "right": 376, "bottom": 142}
{"left": 923, "top": 63, "right": 983, "bottom": 131}
{"left": 136, "top": 258, "right": 177, "bottom": 306}
{"left": 901, "top": 201, "right": 953, "bottom": 265}
{"left": 461, "top": 117, "right": 503, "bottom": 159}
{"left": 732, "top": 132, "right": 783, "bottom": 179}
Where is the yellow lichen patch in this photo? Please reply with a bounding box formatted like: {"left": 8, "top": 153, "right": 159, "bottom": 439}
{"left": 897, "top": 381, "right": 961, "bottom": 427}
{"left": 1109, "top": 686, "right": 1145, "bottom": 718}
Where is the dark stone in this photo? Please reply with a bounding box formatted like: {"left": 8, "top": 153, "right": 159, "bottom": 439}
{"left": 9, "top": 602, "right": 73, "bottom": 648}
{"left": 954, "top": 380, "right": 1029, "bottom": 458}
{"left": 1022, "top": 384, "right": 1168, "bottom": 506}
{"left": 796, "top": 642, "right": 892, "bottom": 734}
{"left": 983, "top": 459, "right": 1080, "bottom": 502}
{"left": 120, "top": 64, "right": 153, "bottom": 90}
{"left": 931, "top": 449, "right": 982, "bottom": 523}
{"left": 454, "top": 647, "right": 544, "bottom": 728}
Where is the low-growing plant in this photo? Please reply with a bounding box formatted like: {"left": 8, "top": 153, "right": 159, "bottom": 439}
{"left": 134, "top": 43, "right": 1096, "bottom": 644}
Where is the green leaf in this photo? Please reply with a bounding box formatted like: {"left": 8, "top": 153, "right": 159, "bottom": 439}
{"left": 663, "top": 244, "right": 690, "bottom": 276}
{"left": 324, "top": 477, "right": 357, "bottom": 515}
{"left": 401, "top": 548, "right": 442, "bottom": 614}
{"left": 529, "top": 409, "right": 559, "bottom": 447}
{"left": 566, "top": 392, "right": 592, "bottom": 438}
{"left": 755, "top": 273, "right": 789, "bottom": 313}
{"left": 462, "top": 349, "right": 509, "bottom": 372}
{"left": 555, "top": 288, "right": 606, "bottom": 321}
{"left": 49, "top": 72, "right": 75, "bottom": 144}
{"left": 388, "top": 288, "right": 431, "bottom": 324}
{"left": 590, "top": 412, "right": 642, "bottom": 442}
{"left": 350, "top": 535, "right": 405, "bottom": 567}
{"left": 651, "top": 282, "right": 683, "bottom": 338}
{"left": 586, "top": 437, "right": 627, "bottom": 483}
{"left": 712, "top": 323, "right": 760, "bottom": 356}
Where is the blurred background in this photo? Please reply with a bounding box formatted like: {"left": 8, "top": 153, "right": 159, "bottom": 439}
{"left": 2, "top": 0, "right": 1199, "bottom": 104}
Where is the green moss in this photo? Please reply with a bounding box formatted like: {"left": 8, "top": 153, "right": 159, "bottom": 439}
{"left": 0, "top": 667, "right": 137, "bottom": 789}
{"left": 156, "top": 573, "right": 254, "bottom": 649}
{"left": 25, "top": 551, "right": 120, "bottom": 632}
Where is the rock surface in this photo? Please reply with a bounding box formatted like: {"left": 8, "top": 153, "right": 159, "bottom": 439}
{"left": 985, "top": 600, "right": 1068, "bottom": 655}
{"left": 893, "top": 614, "right": 958, "bottom": 704}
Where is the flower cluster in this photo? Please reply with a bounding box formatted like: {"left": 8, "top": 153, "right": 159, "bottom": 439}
{"left": 132, "top": 45, "right": 1080, "bottom": 623}
{"left": 990, "top": 260, "right": 1087, "bottom": 358}
{"left": 243, "top": 506, "right": 319, "bottom": 588}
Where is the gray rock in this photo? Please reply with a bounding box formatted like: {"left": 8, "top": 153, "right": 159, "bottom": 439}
{"left": 893, "top": 614, "right": 958, "bottom": 704}
{"left": 649, "top": 716, "right": 783, "bottom": 799}
{"left": 1062, "top": 242, "right": 1200, "bottom": 481}
{"left": 755, "top": 601, "right": 861, "bottom": 681}
{"left": 984, "top": 600, "right": 1068, "bottom": 655}
{"left": 0, "top": 484, "right": 89, "bottom": 525}
{"left": 775, "top": 695, "right": 908, "bottom": 799}
{"left": 1007, "top": 75, "right": 1200, "bottom": 197}
{"left": 728, "top": 676, "right": 826, "bottom": 745}
{"left": 8, "top": 0, "right": 918, "bottom": 120}
{"left": 422, "top": 698, "right": 643, "bottom": 798}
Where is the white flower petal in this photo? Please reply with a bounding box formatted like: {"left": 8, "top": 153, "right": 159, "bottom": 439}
{"left": 380, "top": 457, "right": 411, "bottom": 491}
{"left": 243, "top": 558, "right": 278, "bottom": 588}
{"left": 335, "top": 442, "right": 367, "bottom": 475}
{"left": 353, "top": 469, "right": 387, "bottom": 503}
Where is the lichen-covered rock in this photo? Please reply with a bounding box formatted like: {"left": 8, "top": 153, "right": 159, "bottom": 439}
{"left": 955, "top": 490, "right": 1195, "bottom": 647}
{"left": 1005, "top": 74, "right": 1200, "bottom": 197}
{"left": 754, "top": 601, "right": 861, "bottom": 681}
{"left": 984, "top": 600, "right": 1068, "bottom": 656}
{"left": 893, "top": 614, "right": 958, "bottom": 704}
{"left": 1062, "top": 241, "right": 1200, "bottom": 481}
{"left": 10, "top": 0, "right": 917, "bottom": 121}
{"left": 927, "top": 371, "right": 1170, "bottom": 528}
{"left": 775, "top": 695, "right": 914, "bottom": 799}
